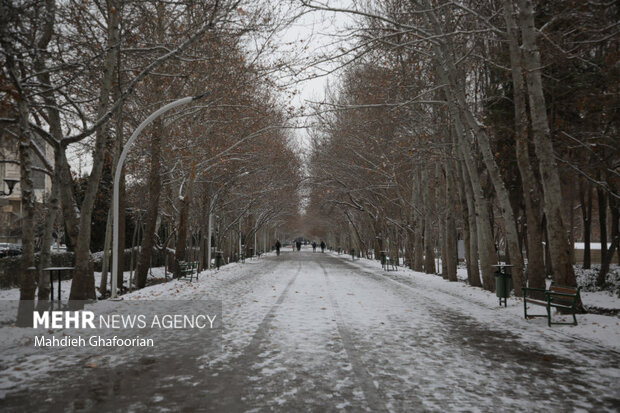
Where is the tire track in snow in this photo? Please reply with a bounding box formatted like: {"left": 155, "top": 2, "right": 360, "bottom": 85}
{"left": 336, "top": 255, "right": 620, "bottom": 358}
{"left": 319, "top": 261, "right": 389, "bottom": 413}
{"left": 240, "top": 261, "right": 302, "bottom": 359}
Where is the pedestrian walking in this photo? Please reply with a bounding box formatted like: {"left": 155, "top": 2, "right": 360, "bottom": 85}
{"left": 296, "top": 240, "right": 301, "bottom": 251}
{"left": 275, "top": 240, "right": 281, "bottom": 256}
{"left": 312, "top": 241, "right": 317, "bottom": 252}
{"left": 320, "top": 241, "right": 326, "bottom": 253}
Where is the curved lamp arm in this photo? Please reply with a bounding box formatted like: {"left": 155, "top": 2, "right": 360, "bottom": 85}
{"left": 111, "top": 95, "right": 205, "bottom": 299}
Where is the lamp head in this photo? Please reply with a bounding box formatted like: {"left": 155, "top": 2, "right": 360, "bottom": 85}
{"left": 3, "top": 178, "right": 19, "bottom": 195}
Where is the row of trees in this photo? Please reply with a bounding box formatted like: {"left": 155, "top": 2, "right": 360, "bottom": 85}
{"left": 1, "top": 0, "right": 302, "bottom": 307}
{"left": 304, "top": 0, "right": 619, "bottom": 294}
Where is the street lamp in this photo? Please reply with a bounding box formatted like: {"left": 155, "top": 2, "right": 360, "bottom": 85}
{"left": 111, "top": 94, "right": 207, "bottom": 299}
{"left": 0, "top": 178, "right": 19, "bottom": 196}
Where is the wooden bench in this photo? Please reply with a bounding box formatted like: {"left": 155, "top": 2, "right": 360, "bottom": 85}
{"left": 178, "top": 261, "right": 199, "bottom": 282}
{"left": 382, "top": 257, "right": 397, "bottom": 271}
{"left": 522, "top": 284, "right": 581, "bottom": 327}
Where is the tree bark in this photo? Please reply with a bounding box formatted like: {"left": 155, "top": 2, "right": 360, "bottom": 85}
{"left": 135, "top": 120, "right": 163, "bottom": 289}
{"left": 579, "top": 180, "right": 592, "bottom": 269}
{"left": 445, "top": 162, "right": 458, "bottom": 282}
{"left": 598, "top": 181, "right": 618, "bottom": 285}
{"left": 456, "top": 155, "right": 481, "bottom": 287}
{"left": 422, "top": 167, "right": 435, "bottom": 274}
{"left": 16, "top": 94, "right": 37, "bottom": 324}
{"left": 38, "top": 176, "right": 59, "bottom": 302}
{"left": 437, "top": 164, "right": 448, "bottom": 278}
{"left": 69, "top": 0, "right": 121, "bottom": 301}
{"left": 175, "top": 175, "right": 195, "bottom": 273}
{"left": 99, "top": 206, "right": 113, "bottom": 296}
{"left": 453, "top": 109, "right": 496, "bottom": 290}
{"left": 502, "top": 0, "right": 545, "bottom": 292}
{"left": 413, "top": 166, "right": 424, "bottom": 271}
{"left": 517, "top": 0, "right": 576, "bottom": 286}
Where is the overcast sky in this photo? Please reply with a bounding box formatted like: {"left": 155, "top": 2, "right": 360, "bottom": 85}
{"left": 267, "top": 0, "right": 356, "bottom": 152}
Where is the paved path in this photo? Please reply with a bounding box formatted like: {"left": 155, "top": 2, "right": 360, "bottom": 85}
{"left": 2, "top": 250, "right": 619, "bottom": 412}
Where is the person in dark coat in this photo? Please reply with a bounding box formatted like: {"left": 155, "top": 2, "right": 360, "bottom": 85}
{"left": 312, "top": 241, "right": 317, "bottom": 252}
{"left": 275, "top": 240, "right": 281, "bottom": 256}
{"left": 320, "top": 241, "right": 326, "bottom": 252}
{"left": 296, "top": 240, "right": 301, "bottom": 251}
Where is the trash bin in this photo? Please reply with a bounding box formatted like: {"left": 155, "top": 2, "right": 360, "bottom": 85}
{"left": 380, "top": 251, "right": 387, "bottom": 269}
{"left": 215, "top": 251, "right": 223, "bottom": 269}
{"left": 495, "top": 270, "right": 511, "bottom": 307}
{"left": 337, "top": 247, "right": 342, "bottom": 255}
{"left": 350, "top": 249, "right": 355, "bottom": 260}
{"left": 248, "top": 248, "right": 254, "bottom": 258}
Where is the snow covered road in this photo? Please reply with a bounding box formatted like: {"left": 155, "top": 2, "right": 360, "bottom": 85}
{"left": 2, "top": 250, "right": 619, "bottom": 412}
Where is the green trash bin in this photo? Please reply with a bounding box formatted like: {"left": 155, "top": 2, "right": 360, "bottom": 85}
{"left": 495, "top": 270, "right": 511, "bottom": 307}
{"left": 215, "top": 251, "right": 223, "bottom": 269}
{"left": 380, "top": 251, "right": 387, "bottom": 269}
{"left": 350, "top": 249, "right": 355, "bottom": 260}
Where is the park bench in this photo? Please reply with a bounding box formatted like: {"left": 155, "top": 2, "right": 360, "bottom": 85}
{"left": 522, "top": 284, "right": 581, "bottom": 327}
{"left": 380, "top": 251, "right": 397, "bottom": 271}
{"left": 382, "top": 256, "right": 397, "bottom": 271}
{"left": 177, "top": 260, "right": 199, "bottom": 282}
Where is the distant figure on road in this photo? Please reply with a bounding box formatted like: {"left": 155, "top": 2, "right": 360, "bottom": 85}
{"left": 320, "top": 241, "right": 326, "bottom": 253}
{"left": 275, "top": 240, "right": 281, "bottom": 256}
{"left": 312, "top": 241, "right": 317, "bottom": 252}
{"left": 296, "top": 241, "right": 301, "bottom": 251}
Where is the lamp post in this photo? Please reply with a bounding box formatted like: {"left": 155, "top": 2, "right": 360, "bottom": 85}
{"left": 0, "top": 178, "right": 19, "bottom": 196}
{"left": 111, "top": 94, "right": 206, "bottom": 299}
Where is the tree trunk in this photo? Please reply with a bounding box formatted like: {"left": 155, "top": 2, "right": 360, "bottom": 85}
{"left": 135, "top": 121, "right": 163, "bottom": 289}
{"left": 445, "top": 163, "right": 458, "bottom": 282}
{"left": 16, "top": 96, "right": 37, "bottom": 325}
{"left": 517, "top": 0, "right": 576, "bottom": 287}
{"left": 422, "top": 167, "right": 435, "bottom": 274}
{"left": 456, "top": 156, "right": 481, "bottom": 287}
{"left": 502, "top": 0, "right": 545, "bottom": 292}
{"left": 454, "top": 113, "right": 496, "bottom": 290}
{"left": 175, "top": 176, "right": 195, "bottom": 273}
{"left": 598, "top": 183, "right": 618, "bottom": 286}
{"left": 422, "top": 12, "right": 496, "bottom": 289}
{"left": 426, "top": 4, "right": 525, "bottom": 290}
{"left": 207, "top": 196, "right": 215, "bottom": 269}
{"left": 55, "top": 148, "right": 80, "bottom": 247}
{"left": 413, "top": 167, "right": 425, "bottom": 271}
{"left": 99, "top": 207, "right": 113, "bottom": 296}
{"left": 597, "top": 185, "right": 608, "bottom": 278}
{"left": 116, "top": 166, "right": 126, "bottom": 287}
{"left": 38, "top": 176, "right": 59, "bottom": 302}
{"left": 579, "top": 180, "right": 592, "bottom": 269}
{"left": 69, "top": 0, "right": 120, "bottom": 301}
{"left": 437, "top": 164, "right": 448, "bottom": 278}
{"left": 2, "top": 40, "right": 38, "bottom": 322}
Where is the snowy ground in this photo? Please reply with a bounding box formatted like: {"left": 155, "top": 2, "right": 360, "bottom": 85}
{"left": 1, "top": 248, "right": 619, "bottom": 411}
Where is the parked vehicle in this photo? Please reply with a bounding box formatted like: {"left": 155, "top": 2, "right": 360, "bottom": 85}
{"left": 7, "top": 244, "right": 22, "bottom": 256}
{"left": 0, "top": 243, "right": 10, "bottom": 258}
{"left": 0, "top": 243, "right": 21, "bottom": 257}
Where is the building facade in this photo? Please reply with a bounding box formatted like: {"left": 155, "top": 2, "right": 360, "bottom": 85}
{"left": 0, "top": 136, "right": 53, "bottom": 243}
